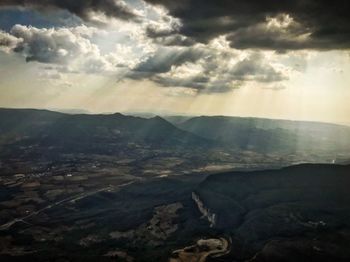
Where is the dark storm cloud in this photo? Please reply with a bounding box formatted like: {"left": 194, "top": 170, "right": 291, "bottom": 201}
{"left": 144, "top": 0, "right": 350, "bottom": 50}
{"left": 132, "top": 47, "right": 208, "bottom": 75}
{"left": 0, "top": 0, "right": 139, "bottom": 22}
{"left": 146, "top": 25, "right": 196, "bottom": 46}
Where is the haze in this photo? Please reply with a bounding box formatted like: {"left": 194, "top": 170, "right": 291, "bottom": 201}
{"left": 0, "top": 0, "right": 350, "bottom": 124}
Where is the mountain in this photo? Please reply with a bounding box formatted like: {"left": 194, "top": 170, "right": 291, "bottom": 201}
{"left": 178, "top": 116, "right": 350, "bottom": 154}
{"left": 0, "top": 108, "right": 212, "bottom": 155}
{"left": 162, "top": 115, "right": 193, "bottom": 125}
{"left": 2, "top": 109, "right": 350, "bottom": 160}
{"left": 194, "top": 164, "right": 350, "bottom": 261}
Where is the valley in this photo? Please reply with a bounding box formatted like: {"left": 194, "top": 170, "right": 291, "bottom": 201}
{"left": 0, "top": 109, "right": 350, "bottom": 261}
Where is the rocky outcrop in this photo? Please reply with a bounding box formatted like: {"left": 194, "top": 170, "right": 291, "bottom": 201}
{"left": 192, "top": 192, "right": 216, "bottom": 227}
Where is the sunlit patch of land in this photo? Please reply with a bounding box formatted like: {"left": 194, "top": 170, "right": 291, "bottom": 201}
{"left": 170, "top": 237, "right": 230, "bottom": 262}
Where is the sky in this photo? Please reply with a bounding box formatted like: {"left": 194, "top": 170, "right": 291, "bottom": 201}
{"left": 0, "top": 0, "right": 350, "bottom": 124}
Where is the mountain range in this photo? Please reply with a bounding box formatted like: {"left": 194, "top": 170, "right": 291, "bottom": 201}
{"left": 178, "top": 116, "right": 350, "bottom": 154}
{"left": 1, "top": 108, "right": 350, "bottom": 157}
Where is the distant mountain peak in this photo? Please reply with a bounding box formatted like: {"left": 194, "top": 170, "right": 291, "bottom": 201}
{"left": 112, "top": 112, "right": 125, "bottom": 118}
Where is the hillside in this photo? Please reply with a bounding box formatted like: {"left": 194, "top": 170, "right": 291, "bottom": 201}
{"left": 195, "top": 164, "right": 350, "bottom": 261}
{"left": 0, "top": 108, "right": 213, "bottom": 155}
{"left": 178, "top": 116, "right": 350, "bottom": 153}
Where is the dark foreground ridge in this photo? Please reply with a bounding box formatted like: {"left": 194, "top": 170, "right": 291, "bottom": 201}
{"left": 195, "top": 164, "right": 350, "bottom": 261}
{"left": 0, "top": 163, "right": 349, "bottom": 261}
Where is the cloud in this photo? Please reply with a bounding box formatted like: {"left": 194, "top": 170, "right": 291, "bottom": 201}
{"left": 157, "top": 53, "right": 287, "bottom": 93}
{"left": 0, "top": 29, "right": 21, "bottom": 51}
{"left": 144, "top": 0, "right": 350, "bottom": 50}
{"left": 229, "top": 53, "right": 288, "bottom": 82}
{"left": 150, "top": 34, "right": 196, "bottom": 46}
{"left": 2, "top": 24, "right": 117, "bottom": 74}
{"left": 132, "top": 46, "right": 208, "bottom": 74}
{"left": 128, "top": 40, "right": 288, "bottom": 93}
{"left": 10, "top": 24, "right": 99, "bottom": 63}
{"left": 0, "top": 0, "right": 139, "bottom": 23}
{"left": 0, "top": 2, "right": 295, "bottom": 94}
